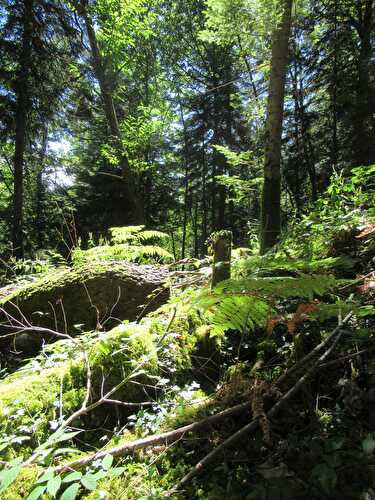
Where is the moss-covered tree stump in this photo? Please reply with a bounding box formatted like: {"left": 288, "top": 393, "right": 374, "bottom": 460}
{"left": 210, "top": 230, "right": 232, "bottom": 288}
{"left": 0, "top": 262, "right": 169, "bottom": 354}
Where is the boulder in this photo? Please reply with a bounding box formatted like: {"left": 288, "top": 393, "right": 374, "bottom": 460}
{"left": 0, "top": 262, "right": 169, "bottom": 354}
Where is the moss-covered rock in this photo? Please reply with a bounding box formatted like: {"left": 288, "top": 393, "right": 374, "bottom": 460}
{"left": 0, "top": 262, "right": 169, "bottom": 355}
{"left": 0, "top": 322, "right": 160, "bottom": 455}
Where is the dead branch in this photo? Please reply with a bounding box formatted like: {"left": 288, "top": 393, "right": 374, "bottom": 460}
{"left": 167, "top": 322, "right": 346, "bottom": 495}
{"left": 102, "top": 398, "right": 154, "bottom": 408}
{"left": 319, "top": 344, "right": 375, "bottom": 369}
{"left": 0, "top": 303, "right": 75, "bottom": 343}
{"left": 275, "top": 311, "right": 352, "bottom": 388}
{"left": 52, "top": 401, "right": 251, "bottom": 473}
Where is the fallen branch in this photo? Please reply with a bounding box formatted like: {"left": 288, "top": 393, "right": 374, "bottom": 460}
{"left": 53, "top": 315, "right": 350, "bottom": 477}
{"left": 319, "top": 344, "right": 375, "bottom": 369}
{"left": 53, "top": 401, "right": 251, "bottom": 473}
{"left": 167, "top": 322, "right": 346, "bottom": 495}
{"left": 275, "top": 311, "right": 352, "bottom": 388}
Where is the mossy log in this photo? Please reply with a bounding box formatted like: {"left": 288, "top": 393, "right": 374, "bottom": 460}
{"left": 0, "top": 262, "right": 169, "bottom": 354}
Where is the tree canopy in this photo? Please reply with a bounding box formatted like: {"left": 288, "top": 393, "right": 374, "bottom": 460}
{"left": 0, "top": 0, "right": 375, "bottom": 498}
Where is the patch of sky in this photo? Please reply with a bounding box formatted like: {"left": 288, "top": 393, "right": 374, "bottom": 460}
{"left": 46, "top": 138, "right": 74, "bottom": 188}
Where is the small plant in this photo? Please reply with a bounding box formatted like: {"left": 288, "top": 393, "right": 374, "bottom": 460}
{"left": 72, "top": 225, "right": 174, "bottom": 265}
{"left": 26, "top": 455, "right": 126, "bottom": 500}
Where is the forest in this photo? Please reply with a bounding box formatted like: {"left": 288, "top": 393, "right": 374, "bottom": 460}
{"left": 0, "top": 0, "right": 374, "bottom": 498}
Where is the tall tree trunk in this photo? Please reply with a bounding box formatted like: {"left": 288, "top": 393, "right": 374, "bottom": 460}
{"left": 192, "top": 197, "right": 199, "bottom": 258}
{"left": 260, "top": 0, "right": 293, "bottom": 254}
{"left": 291, "top": 59, "right": 302, "bottom": 215}
{"left": 36, "top": 126, "right": 48, "bottom": 249}
{"left": 353, "top": 0, "right": 374, "bottom": 165}
{"left": 331, "top": 0, "right": 339, "bottom": 170}
{"left": 179, "top": 103, "right": 189, "bottom": 260}
{"left": 80, "top": 4, "right": 144, "bottom": 223}
{"left": 12, "top": 0, "right": 33, "bottom": 259}
{"left": 201, "top": 137, "right": 208, "bottom": 252}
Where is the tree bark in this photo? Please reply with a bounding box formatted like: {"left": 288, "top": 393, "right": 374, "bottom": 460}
{"left": 353, "top": 0, "right": 374, "bottom": 165}
{"left": 179, "top": 102, "right": 189, "bottom": 260}
{"left": 211, "top": 230, "right": 232, "bottom": 288}
{"left": 36, "top": 126, "right": 48, "bottom": 249}
{"left": 260, "top": 0, "right": 293, "bottom": 254}
{"left": 12, "top": 0, "right": 34, "bottom": 259}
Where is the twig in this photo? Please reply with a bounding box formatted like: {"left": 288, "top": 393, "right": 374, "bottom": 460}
{"left": 319, "top": 345, "right": 375, "bottom": 369}
{"left": 0, "top": 324, "right": 73, "bottom": 342}
{"left": 276, "top": 311, "right": 352, "bottom": 388}
{"left": 168, "top": 324, "right": 346, "bottom": 495}
{"left": 339, "top": 270, "right": 374, "bottom": 290}
{"left": 101, "top": 398, "right": 154, "bottom": 408}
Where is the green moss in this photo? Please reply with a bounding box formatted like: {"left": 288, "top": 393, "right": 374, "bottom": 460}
{"left": 1, "top": 468, "right": 39, "bottom": 500}
{"left": 0, "top": 262, "right": 169, "bottom": 350}
{"left": 0, "top": 300, "right": 206, "bottom": 498}
{"left": 0, "top": 323, "right": 160, "bottom": 455}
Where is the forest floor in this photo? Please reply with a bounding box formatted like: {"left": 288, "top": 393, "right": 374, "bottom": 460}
{"left": 0, "top": 215, "right": 374, "bottom": 499}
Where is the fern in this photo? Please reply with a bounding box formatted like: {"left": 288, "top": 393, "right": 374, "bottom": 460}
{"left": 73, "top": 226, "right": 174, "bottom": 265}
{"left": 193, "top": 273, "right": 341, "bottom": 337}
{"left": 133, "top": 245, "right": 174, "bottom": 262}
{"left": 136, "top": 230, "right": 170, "bottom": 243}
{"left": 204, "top": 296, "right": 270, "bottom": 337}
{"left": 111, "top": 226, "right": 145, "bottom": 243}
{"left": 233, "top": 255, "right": 356, "bottom": 278}
{"left": 110, "top": 226, "right": 169, "bottom": 246}
{"left": 73, "top": 243, "right": 173, "bottom": 265}
{"left": 213, "top": 274, "right": 339, "bottom": 300}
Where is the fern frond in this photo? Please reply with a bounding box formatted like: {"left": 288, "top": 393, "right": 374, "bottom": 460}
{"left": 72, "top": 243, "right": 173, "bottom": 265}
{"left": 233, "top": 255, "right": 355, "bottom": 278}
{"left": 110, "top": 226, "right": 145, "bottom": 244}
{"left": 136, "top": 230, "right": 170, "bottom": 243}
{"left": 193, "top": 273, "right": 340, "bottom": 336}
{"left": 214, "top": 274, "right": 338, "bottom": 300}
{"left": 202, "top": 296, "right": 269, "bottom": 337}
{"left": 127, "top": 245, "right": 174, "bottom": 263}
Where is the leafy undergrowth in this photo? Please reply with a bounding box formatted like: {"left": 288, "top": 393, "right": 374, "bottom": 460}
{"left": 0, "top": 168, "right": 375, "bottom": 499}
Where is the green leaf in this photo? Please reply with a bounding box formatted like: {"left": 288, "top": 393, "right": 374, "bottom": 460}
{"left": 107, "top": 467, "right": 126, "bottom": 478}
{"left": 62, "top": 472, "right": 82, "bottom": 483}
{"left": 80, "top": 473, "right": 97, "bottom": 491}
{"left": 36, "top": 471, "right": 54, "bottom": 484}
{"left": 34, "top": 430, "right": 81, "bottom": 454}
{"left": 60, "top": 482, "right": 80, "bottom": 500}
{"left": 46, "top": 430, "right": 81, "bottom": 446}
{"left": 358, "top": 306, "right": 375, "bottom": 317}
{"left": 0, "top": 465, "right": 22, "bottom": 493}
{"left": 47, "top": 476, "right": 62, "bottom": 497}
{"left": 363, "top": 437, "right": 375, "bottom": 455}
{"left": 91, "top": 470, "right": 107, "bottom": 481}
{"left": 26, "top": 485, "right": 47, "bottom": 500}
{"left": 8, "top": 457, "right": 23, "bottom": 467}
{"left": 101, "top": 454, "right": 114, "bottom": 470}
